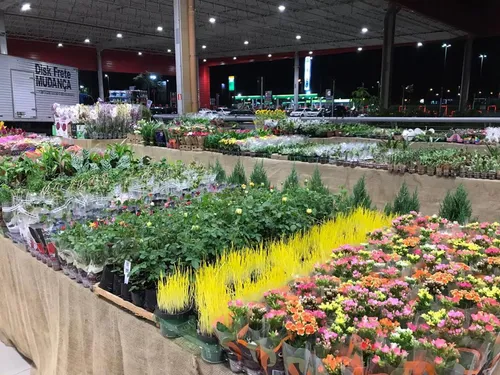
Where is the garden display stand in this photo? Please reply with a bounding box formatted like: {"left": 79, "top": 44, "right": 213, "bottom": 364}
{"left": 93, "top": 283, "right": 156, "bottom": 324}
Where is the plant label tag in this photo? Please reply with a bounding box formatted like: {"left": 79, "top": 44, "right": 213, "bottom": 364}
{"left": 124, "top": 260, "right": 131, "bottom": 284}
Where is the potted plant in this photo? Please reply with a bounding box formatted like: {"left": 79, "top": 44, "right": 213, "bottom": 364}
{"left": 155, "top": 269, "right": 192, "bottom": 339}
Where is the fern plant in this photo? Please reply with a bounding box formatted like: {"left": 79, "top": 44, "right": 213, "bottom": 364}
{"left": 250, "top": 161, "right": 270, "bottom": 188}
{"left": 439, "top": 185, "right": 472, "bottom": 224}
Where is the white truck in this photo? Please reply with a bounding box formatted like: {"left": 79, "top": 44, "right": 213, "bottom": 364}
{"left": 0, "top": 55, "right": 79, "bottom": 123}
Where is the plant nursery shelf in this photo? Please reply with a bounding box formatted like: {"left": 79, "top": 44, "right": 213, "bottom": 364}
{"left": 93, "top": 283, "right": 157, "bottom": 324}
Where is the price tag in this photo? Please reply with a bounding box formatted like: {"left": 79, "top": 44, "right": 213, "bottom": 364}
{"left": 124, "top": 260, "right": 131, "bottom": 284}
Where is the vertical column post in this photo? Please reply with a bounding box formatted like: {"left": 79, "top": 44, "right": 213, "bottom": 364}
{"left": 380, "top": 3, "right": 398, "bottom": 109}
{"left": 97, "top": 49, "right": 105, "bottom": 100}
{"left": 459, "top": 36, "right": 474, "bottom": 112}
{"left": 174, "top": 0, "right": 199, "bottom": 114}
{"left": 293, "top": 51, "right": 299, "bottom": 110}
{"left": 0, "top": 11, "right": 8, "bottom": 55}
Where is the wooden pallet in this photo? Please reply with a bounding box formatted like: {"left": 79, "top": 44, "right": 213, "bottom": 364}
{"left": 93, "top": 283, "right": 156, "bottom": 324}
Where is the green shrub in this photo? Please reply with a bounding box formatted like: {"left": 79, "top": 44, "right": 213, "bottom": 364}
{"left": 283, "top": 165, "right": 300, "bottom": 191}
{"left": 439, "top": 184, "right": 472, "bottom": 224}
{"left": 228, "top": 159, "right": 247, "bottom": 185}
{"left": 307, "top": 167, "right": 329, "bottom": 195}
{"left": 212, "top": 159, "right": 227, "bottom": 184}
{"left": 250, "top": 161, "right": 270, "bottom": 188}
{"left": 384, "top": 182, "right": 420, "bottom": 216}
{"left": 350, "top": 176, "right": 372, "bottom": 210}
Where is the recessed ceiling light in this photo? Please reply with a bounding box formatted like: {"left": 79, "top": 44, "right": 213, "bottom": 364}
{"left": 167, "top": 49, "right": 171, "bottom": 53}
{"left": 84, "top": 38, "right": 90, "bottom": 43}
{"left": 157, "top": 26, "right": 163, "bottom": 32}
{"left": 268, "top": 54, "right": 272, "bottom": 58}
{"left": 361, "top": 27, "right": 368, "bottom": 33}
{"left": 21, "top": 3, "right": 31, "bottom": 11}
{"left": 278, "top": 5, "right": 286, "bottom": 12}
{"left": 209, "top": 17, "right": 216, "bottom": 24}
{"left": 244, "top": 40, "right": 249, "bottom": 45}
{"left": 417, "top": 42, "right": 423, "bottom": 47}
{"left": 357, "top": 47, "right": 363, "bottom": 51}
{"left": 233, "top": 57, "right": 237, "bottom": 60}
{"left": 296, "top": 35, "right": 301, "bottom": 40}
{"left": 308, "top": 51, "right": 313, "bottom": 55}
{"left": 57, "top": 43, "right": 63, "bottom": 47}
{"left": 138, "top": 52, "right": 143, "bottom": 56}
{"left": 117, "top": 33, "right": 123, "bottom": 38}
{"left": 203, "top": 59, "right": 207, "bottom": 62}
{"left": 202, "top": 45, "right": 207, "bottom": 49}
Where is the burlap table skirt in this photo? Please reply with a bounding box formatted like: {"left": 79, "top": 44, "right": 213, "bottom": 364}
{"left": 0, "top": 237, "right": 232, "bottom": 375}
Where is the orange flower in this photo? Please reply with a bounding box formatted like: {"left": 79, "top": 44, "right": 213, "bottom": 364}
{"left": 305, "top": 324, "right": 316, "bottom": 335}
{"left": 296, "top": 323, "right": 305, "bottom": 336}
{"left": 285, "top": 321, "right": 295, "bottom": 331}
{"left": 402, "top": 236, "right": 420, "bottom": 247}
{"left": 429, "top": 272, "right": 454, "bottom": 285}
{"left": 380, "top": 318, "right": 400, "bottom": 333}
{"left": 413, "top": 269, "right": 430, "bottom": 280}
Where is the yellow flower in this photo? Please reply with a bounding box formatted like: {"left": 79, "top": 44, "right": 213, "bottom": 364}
{"left": 235, "top": 208, "right": 243, "bottom": 215}
{"left": 146, "top": 222, "right": 152, "bottom": 227}
{"left": 306, "top": 208, "right": 313, "bottom": 214}
{"left": 250, "top": 182, "right": 255, "bottom": 187}
{"left": 282, "top": 197, "right": 288, "bottom": 203}
{"left": 241, "top": 184, "right": 247, "bottom": 190}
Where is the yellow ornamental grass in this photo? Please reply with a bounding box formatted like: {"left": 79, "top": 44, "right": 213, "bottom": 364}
{"left": 157, "top": 268, "right": 193, "bottom": 314}
{"left": 194, "top": 208, "right": 392, "bottom": 335}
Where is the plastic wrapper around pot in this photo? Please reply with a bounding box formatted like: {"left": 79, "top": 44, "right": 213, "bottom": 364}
{"left": 282, "top": 342, "right": 324, "bottom": 375}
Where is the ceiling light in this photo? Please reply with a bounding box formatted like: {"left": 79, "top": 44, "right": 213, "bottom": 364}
{"left": 361, "top": 27, "right": 368, "bottom": 33}
{"left": 268, "top": 54, "right": 272, "bottom": 58}
{"left": 167, "top": 49, "right": 171, "bottom": 53}
{"left": 209, "top": 17, "right": 216, "bottom": 24}
{"left": 296, "top": 35, "right": 301, "bottom": 40}
{"left": 278, "top": 5, "right": 286, "bottom": 12}
{"left": 21, "top": 3, "right": 31, "bottom": 11}
{"left": 84, "top": 38, "right": 90, "bottom": 43}
{"left": 203, "top": 59, "right": 207, "bottom": 62}
{"left": 244, "top": 40, "right": 249, "bottom": 45}
{"left": 79, "top": 85, "right": 84, "bottom": 89}
{"left": 233, "top": 57, "right": 237, "bottom": 60}
{"left": 202, "top": 45, "right": 207, "bottom": 49}
{"left": 157, "top": 26, "right": 163, "bottom": 32}
{"left": 357, "top": 47, "right": 363, "bottom": 51}
{"left": 57, "top": 43, "right": 63, "bottom": 47}
{"left": 308, "top": 51, "right": 313, "bottom": 55}
{"left": 417, "top": 42, "right": 423, "bottom": 47}
{"left": 442, "top": 43, "right": 451, "bottom": 48}
{"left": 447, "top": 89, "right": 450, "bottom": 93}
{"left": 138, "top": 52, "right": 143, "bottom": 56}
{"left": 117, "top": 33, "right": 123, "bottom": 38}
{"left": 150, "top": 75, "right": 157, "bottom": 80}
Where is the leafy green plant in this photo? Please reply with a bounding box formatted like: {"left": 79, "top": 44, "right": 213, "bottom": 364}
{"left": 350, "top": 176, "right": 372, "bottom": 210}
{"left": 250, "top": 161, "right": 270, "bottom": 188}
{"left": 439, "top": 185, "right": 472, "bottom": 224}
{"left": 384, "top": 182, "right": 420, "bottom": 216}
{"left": 228, "top": 159, "right": 247, "bottom": 185}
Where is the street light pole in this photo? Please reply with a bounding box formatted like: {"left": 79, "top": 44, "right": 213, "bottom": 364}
{"left": 440, "top": 43, "right": 451, "bottom": 116}
{"left": 479, "top": 54, "right": 487, "bottom": 77}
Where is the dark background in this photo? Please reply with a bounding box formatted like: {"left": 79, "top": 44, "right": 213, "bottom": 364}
{"left": 78, "top": 37, "right": 500, "bottom": 106}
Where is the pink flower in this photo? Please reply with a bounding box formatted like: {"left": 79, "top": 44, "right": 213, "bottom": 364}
{"left": 372, "top": 355, "right": 381, "bottom": 364}
{"left": 432, "top": 338, "right": 447, "bottom": 349}
{"left": 434, "top": 357, "right": 443, "bottom": 365}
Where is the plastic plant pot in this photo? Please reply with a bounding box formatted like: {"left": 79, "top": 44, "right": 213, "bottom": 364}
{"left": 120, "top": 283, "right": 132, "bottom": 302}
{"left": 131, "top": 290, "right": 145, "bottom": 307}
{"left": 200, "top": 343, "right": 224, "bottom": 364}
{"left": 155, "top": 307, "right": 192, "bottom": 339}
{"left": 226, "top": 352, "right": 243, "bottom": 373}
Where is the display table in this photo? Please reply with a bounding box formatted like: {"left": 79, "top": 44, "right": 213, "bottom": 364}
{"left": 131, "top": 145, "right": 500, "bottom": 222}
{"left": 0, "top": 237, "right": 232, "bottom": 375}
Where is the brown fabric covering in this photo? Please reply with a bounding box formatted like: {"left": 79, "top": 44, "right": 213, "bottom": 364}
{"left": 131, "top": 145, "right": 500, "bottom": 222}
{"left": 0, "top": 237, "right": 232, "bottom": 375}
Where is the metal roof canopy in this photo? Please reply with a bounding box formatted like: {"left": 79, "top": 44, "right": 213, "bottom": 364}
{"left": 1, "top": 0, "right": 466, "bottom": 58}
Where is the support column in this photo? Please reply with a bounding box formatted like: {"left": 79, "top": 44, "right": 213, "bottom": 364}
{"left": 96, "top": 49, "right": 104, "bottom": 100}
{"left": 0, "top": 11, "right": 8, "bottom": 55}
{"left": 293, "top": 51, "right": 299, "bottom": 110}
{"left": 380, "top": 3, "right": 399, "bottom": 109}
{"left": 459, "top": 36, "right": 474, "bottom": 112}
{"left": 174, "top": 0, "right": 199, "bottom": 114}
{"left": 199, "top": 64, "right": 211, "bottom": 108}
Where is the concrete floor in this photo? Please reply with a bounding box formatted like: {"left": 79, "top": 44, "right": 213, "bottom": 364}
{"left": 0, "top": 341, "right": 31, "bottom": 375}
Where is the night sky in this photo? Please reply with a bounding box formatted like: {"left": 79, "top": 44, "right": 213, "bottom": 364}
{"left": 79, "top": 36, "right": 500, "bottom": 106}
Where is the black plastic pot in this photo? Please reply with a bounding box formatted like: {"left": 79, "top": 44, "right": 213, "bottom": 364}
{"left": 113, "top": 274, "right": 123, "bottom": 296}
{"left": 131, "top": 290, "right": 145, "bottom": 307}
{"left": 121, "top": 283, "right": 132, "bottom": 302}
{"left": 100, "top": 265, "right": 114, "bottom": 292}
{"left": 155, "top": 306, "right": 192, "bottom": 322}
{"left": 197, "top": 330, "right": 219, "bottom": 345}
{"left": 144, "top": 288, "right": 157, "bottom": 312}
